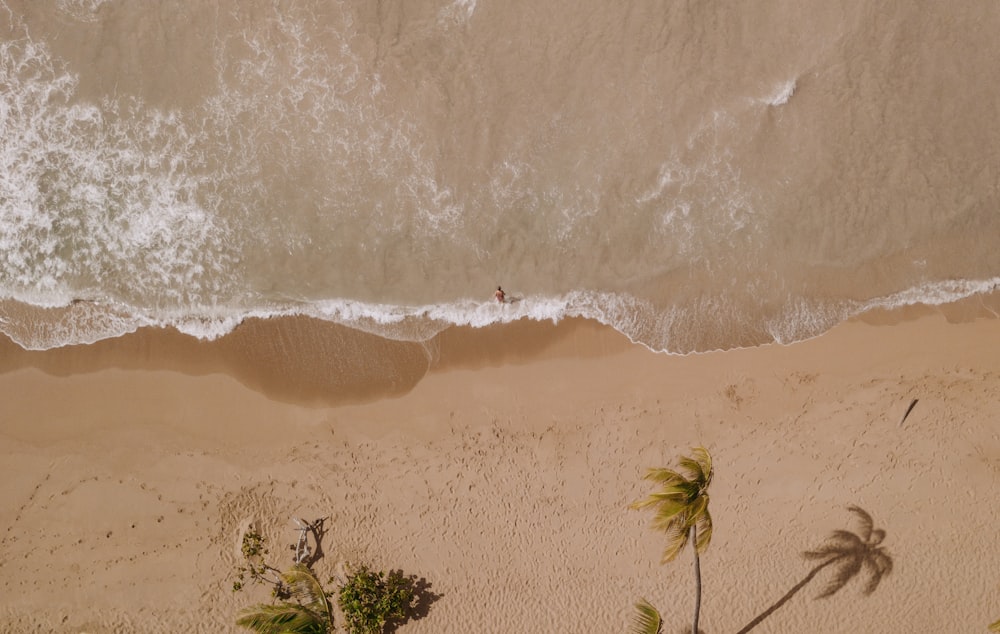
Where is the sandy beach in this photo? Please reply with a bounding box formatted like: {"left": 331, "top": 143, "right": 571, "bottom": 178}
{"left": 3, "top": 2, "right": 1000, "bottom": 632}
{"left": 1, "top": 309, "right": 999, "bottom": 633}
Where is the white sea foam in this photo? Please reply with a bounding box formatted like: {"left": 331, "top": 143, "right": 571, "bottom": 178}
{"left": 207, "top": 0, "right": 468, "bottom": 249}
{"left": 440, "top": 0, "right": 478, "bottom": 23}
{"left": 764, "top": 79, "right": 797, "bottom": 106}
{"left": 54, "top": 0, "right": 111, "bottom": 22}
{"left": 0, "top": 300, "right": 146, "bottom": 350}
{"left": 858, "top": 277, "right": 1000, "bottom": 313}
{"left": 764, "top": 298, "right": 847, "bottom": 347}
{"left": 1, "top": 274, "right": 998, "bottom": 352}
{"left": 1, "top": 3, "right": 997, "bottom": 356}
{"left": 0, "top": 33, "right": 234, "bottom": 309}
{"left": 641, "top": 111, "right": 759, "bottom": 258}
{"left": 764, "top": 277, "right": 1000, "bottom": 346}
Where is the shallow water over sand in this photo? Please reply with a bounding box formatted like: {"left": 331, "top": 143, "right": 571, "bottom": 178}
{"left": 1, "top": 0, "right": 998, "bottom": 352}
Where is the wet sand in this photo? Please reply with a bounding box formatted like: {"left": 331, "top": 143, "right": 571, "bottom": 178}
{"left": 1, "top": 309, "right": 999, "bottom": 632}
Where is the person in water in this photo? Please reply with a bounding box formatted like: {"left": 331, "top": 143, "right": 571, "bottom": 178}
{"left": 495, "top": 286, "right": 506, "bottom": 303}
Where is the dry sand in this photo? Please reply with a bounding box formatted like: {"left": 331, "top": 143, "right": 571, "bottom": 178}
{"left": 1, "top": 309, "right": 999, "bottom": 633}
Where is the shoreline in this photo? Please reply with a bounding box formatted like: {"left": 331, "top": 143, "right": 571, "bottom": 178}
{"left": 1, "top": 307, "right": 999, "bottom": 632}
{"left": 0, "top": 314, "right": 631, "bottom": 408}
{"left": 0, "top": 291, "right": 997, "bottom": 409}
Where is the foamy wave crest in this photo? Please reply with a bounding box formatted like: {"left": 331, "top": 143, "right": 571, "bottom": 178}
{"left": 765, "top": 277, "right": 1000, "bottom": 346}
{"left": 205, "top": 1, "right": 467, "bottom": 246}
{"left": 0, "top": 33, "right": 236, "bottom": 310}
{"left": 304, "top": 290, "right": 647, "bottom": 342}
{"left": 54, "top": 0, "right": 112, "bottom": 23}
{"left": 763, "top": 79, "right": 796, "bottom": 106}
{"left": 0, "top": 290, "right": 646, "bottom": 350}
{"left": 639, "top": 111, "right": 761, "bottom": 260}
{"left": 858, "top": 277, "right": 1000, "bottom": 313}
{"left": 0, "top": 300, "right": 146, "bottom": 349}
{"left": 1, "top": 277, "right": 997, "bottom": 352}
{"left": 441, "top": 0, "right": 477, "bottom": 23}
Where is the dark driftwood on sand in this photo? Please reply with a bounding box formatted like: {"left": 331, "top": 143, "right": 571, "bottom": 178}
{"left": 898, "top": 398, "right": 918, "bottom": 426}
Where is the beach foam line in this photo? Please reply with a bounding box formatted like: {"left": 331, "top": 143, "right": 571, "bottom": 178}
{"left": 0, "top": 287, "right": 996, "bottom": 408}
{"left": 0, "top": 277, "right": 997, "bottom": 353}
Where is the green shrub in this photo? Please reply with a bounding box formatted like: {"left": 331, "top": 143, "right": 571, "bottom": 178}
{"left": 337, "top": 565, "right": 414, "bottom": 634}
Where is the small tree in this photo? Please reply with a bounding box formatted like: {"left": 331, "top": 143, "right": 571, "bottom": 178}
{"left": 233, "top": 521, "right": 425, "bottom": 634}
{"left": 233, "top": 527, "right": 288, "bottom": 596}
{"left": 233, "top": 525, "right": 334, "bottom": 634}
{"left": 338, "top": 565, "right": 415, "bottom": 634}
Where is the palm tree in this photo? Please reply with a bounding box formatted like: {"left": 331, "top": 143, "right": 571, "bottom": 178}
{"left": 630, "top": 446, "right": 714, "bottom": 634}
{"left": 802, "top": 505, "right": 892, "bottom": 598}
{"left": 236, "top": 564, "right": 334, "bottom": 634}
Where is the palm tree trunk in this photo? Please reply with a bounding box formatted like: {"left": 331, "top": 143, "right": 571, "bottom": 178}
{"left": 691, "top": 524, "right": 701, "bottom": 634}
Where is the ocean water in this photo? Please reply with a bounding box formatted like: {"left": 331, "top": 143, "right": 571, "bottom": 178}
{"left": 1, "top": 0, "right": 998, "bottom": 353}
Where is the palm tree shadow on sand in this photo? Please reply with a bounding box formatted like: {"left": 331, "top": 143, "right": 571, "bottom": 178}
{"left": 736, "top": 505, "right": 893, "bottom": 634}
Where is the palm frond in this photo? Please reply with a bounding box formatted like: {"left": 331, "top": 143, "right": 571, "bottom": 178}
{"left": 629, "top": 599, "right": 663, "bottom": 634}
{"left": 629, "top": 488, "right": 687, "bottom": 512}
{"left": 282, "top": 564, "right": 332, "bottom": 621}
{"left": 681, "top": 480, "right": 705, "bottom": 499}
{"left": 631, "top": 500, "right": 678, "bottom": 519}
{"left": 648, "top": 489, "right": 690, "bottom": 503}
{"left": 988, "top": 618, "right": 1000, "bottom": 632}
{"left": 651, "top": 497, "right": 688, "bottom": 520}
{"left": 235, "top": 603, "right": 326, "bottom": 634}
{"left": 628, "top": 497, "right": 656, "bottom": 511}
{"left": 659, "top": 520, "right": 690, "bottom": 563}
{"left": 685, "top": 495, "right": 708, "bottom": 526}
{"left": 633, "top": 447, "right": 714, "bottom": 565}
{"left": 678, "top": 455, "right": 705, "bottom": 482}
{"left": 651, "top": 511, "right": 686, "bottom": 534}
{"left": 694, "top": 507, "right": 713, "bottom": 553}
{"left": 644, "top": 468, "right": 684, "bottom": 484}
{"left": 691, "top": 446, "right": 712, "bottom": 481}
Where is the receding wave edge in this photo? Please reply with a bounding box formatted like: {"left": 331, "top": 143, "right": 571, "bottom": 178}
{"left": 0, "top": 277, "right": 997, "bottom": 353}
